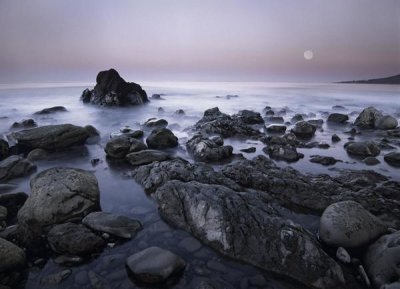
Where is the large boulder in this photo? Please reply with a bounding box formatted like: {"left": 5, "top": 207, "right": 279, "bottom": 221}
{"left": 186, "top": 135, "right": 233, "bottom": 162}
{"left": 10, "top": 124, "right": 90, "bottom": 150}
{"left": 354, "top": 107, "right": 383, "bottom": 128}
{"left": 155, "top": 180, "right": 345, "bottom": 289}
{"left": 345, "top": 141, "right": 380, "bottom": 157}
{"left": 375, "top": 115, "right": 398, "bottom": 130}
{"left": 319, "top": 201, "right": 387, "bottom": 248}
{"left": 82, "top": 212, "right": 142, "bottom": 239}
{"left": 0, "top": 155, "right": 36, "bottom": 181}
{"left": 81, "top": 69, "right": 148, "bottom": 106}
{"left": 47, "top": 222, "right": 105, "bottom": 256}
{"left": 18, "top": 168, "right": 100, "bottom": 245}
{"left": 0, "top": 237, "right": 26, "bottom": 272}
{"left": 146, "top": 128, "right": 178, "bottom": 149}
{"left": 126, "top": 246, "right": 186, "bottom": 284}
{"left": 364, "top": 231, "right": 400, "bottom": 289}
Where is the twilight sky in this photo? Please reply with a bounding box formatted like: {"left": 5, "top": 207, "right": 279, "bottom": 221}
{"left": 0, "top": 0, "right": 399, "bottom": 83}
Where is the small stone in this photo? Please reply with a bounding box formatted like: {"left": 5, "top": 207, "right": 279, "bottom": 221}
{"left": 240, "top": 147, "right": 256, "bottom": 153}
{"left": 362, "top": 157, "right": 380, "bottom": 166}
{"left": 336, "top": 247, "right": 351, "bottom": 264}
{"left": 331, "top": 134, "right": 341, "bottom": 142}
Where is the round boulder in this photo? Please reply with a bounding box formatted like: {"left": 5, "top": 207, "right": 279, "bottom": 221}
{"left": 291, "top": 121, "right": 316, "bottom": 138}
{"left": 375, "top": 115, "right": 398, "bottom": 130}
{"left": 345, "top": 141, "right": 380, "bottom": 157}
{"left": 146, "top": 128, "right": 178, "bottom": 149}
{"left": 354, "top": 107, "right": 383, "bottom": 128}
{"left": 0, "top": 237, "right": 26, "bottom": 273}
{"left": 319, "top": 201, "right": 387, "bottom": 248}
{"left": 384, "top": 151, "right": 400, "bottom": 167}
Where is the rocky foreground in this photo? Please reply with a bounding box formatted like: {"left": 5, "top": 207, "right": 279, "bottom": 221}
{"left": 0, "top": 71, "right": 400, "bottom": 289}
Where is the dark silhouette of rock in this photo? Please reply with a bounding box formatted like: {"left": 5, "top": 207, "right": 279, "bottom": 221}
{"left": 81, "top": 69, "right": 148, "bottom": 106}
{"left": 146, "top": 128, "right": 178, "bottom": 149}
{"left": 34, "top": 106, "right": 67, "bottom": 115}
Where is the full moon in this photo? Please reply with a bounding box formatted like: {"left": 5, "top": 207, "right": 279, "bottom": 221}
{"left": 304, "top": 50, "right": 314, "bottom": 60}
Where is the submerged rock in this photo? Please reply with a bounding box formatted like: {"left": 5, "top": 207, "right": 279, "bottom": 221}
{"left": 18, "top": 168, "right": 100, "bottom": 246}
{"left": 263, "top": 144, "right": 304, "bottom": 162}
{"left": 319, "top": 201, "right": 387, "bottom": 248}
{"left": 363, "top": 156, "right": 380, "bottom": 166}
{"left": 310, "top": 155, "right": 341, "bottom": 166}
{"left": 40, "top": 269, "right": 71, "bottom": 286}
{"left": 126, "top": 246, "right": 186, "bottom": 284}
{"left": 10, "top": 124, "right": 90, "bottom": 150}
{"left": 0, "top": 237, "right": 26, "bottom": 273}
{"left": 240, "top": 147, "right": 256, "bottom": 153}
{"left": 186, "top": 135, "right": 233, "bottom": 162}
{"left": 146, "top": 128, "right": 178, "bottom": 149}
{"left": 34, "top": 106, "right": 67, "bottom": 115}
{"left": 345, "top": 141, "right": 380, "bottom": 157}
{"left": 265, "top": 116, "right": 284, "bottom": 124}
{"left": 81, "top": 69, "right": 148, "bottom": 106}
{"left": 266, "top": 125, "right": 286, "bottom": 134}
{"left": 126, "top": 150, "right": 170, "bottom": 166}
{"left": 354, "top": 107, "right": 383, "bottom": 128}
{"left": 82, "top": 212, "right": 142, "bottom": 239}
{"left": 331, "top": 134, "right": 341, "bottom": 142}
{"left": 364, "top": 231, "right": 400, "bottom": 289}
{"left": 47, "top": 223, "right": 105, "bottom": 256}
{"left": 10, "top": 119, "right": 37, "bottom": 129}
{"left": 0, "top": 155, "right": 36, "bottom": 181}
{"left": 384, "top": 151, "right": 400, "bottom": 167}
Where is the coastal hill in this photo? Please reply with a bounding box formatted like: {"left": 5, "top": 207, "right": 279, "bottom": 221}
{"left": 339, "top": 74, "right": 400, "bottom": 84}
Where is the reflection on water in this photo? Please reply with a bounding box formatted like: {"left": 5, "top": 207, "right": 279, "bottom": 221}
{"left": 0, "top": 82, "right": 399, "bottom": 288}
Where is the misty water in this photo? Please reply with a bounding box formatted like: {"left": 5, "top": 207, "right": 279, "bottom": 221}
{"left": 0, "top": 82, "right": 399, "bottom": 289}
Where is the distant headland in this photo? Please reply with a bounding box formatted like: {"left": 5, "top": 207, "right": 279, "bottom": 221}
{"left": 339, "top": 74, "right": 400, "bottom": 85}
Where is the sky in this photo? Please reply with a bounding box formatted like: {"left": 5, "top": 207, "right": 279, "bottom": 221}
{"left": 0, "top": 0, "right": 399, "bottom": 83}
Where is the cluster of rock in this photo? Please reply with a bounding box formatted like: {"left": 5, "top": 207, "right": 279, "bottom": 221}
{"left": 81, "top": 69, "right": 148, "bottom": 106}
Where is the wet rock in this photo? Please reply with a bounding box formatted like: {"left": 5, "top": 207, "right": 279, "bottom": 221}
{"left": 81, "top": 69, "right": 148, "bottom": 106}
{"left": 10, "top": 124, "right": 90, "bottom": 150}
{"left": 240, "top": 147, "right": 256, "bottom": 153}
{"left": 18, "top": 168, "right": 100, "bottom": 246}
{"left": 155, "top": 180, "right": 345, "bottom": 289}
{"left": 263, "top": 132, "right": 299, "bottom": 147}
{"left": 332, "top": 105, "right": 346, "bottom": 110}
{"left": 143, "top": 118, "right": 168, "bottom": 129}
{"left": 307, "top": 119, "right": 324, "bottom": 127}
{"left": 40, "top": 269, "right": 71, "bottom": 285}
{"left": 233, "top": 110, "right": 264, "bottom": 125}
{"left": 126, "top": 247, "right": 186, "bottom": 284}
{"left": 310, "top": 155, "right": 340, "bottom": 166}
{"left": 291, "top": 121, "right": 316, "bottom": 138}
{"left": 364, "top": 231, "right": 400, "bottom": 289}
{"left": 0, "top": 155, "right": 36, "bottom": 181}
{"left": 126, "top": 150, "right": 170, "bottom": 166}
{"left": 345, "top": 141, "right": 380, "bottom": 157}
{"left": 363, "top": 157, "right": 380, "bottom": 166}
{"left": 34, "top": 106, "right": 67, "bottom": 115}
{"left": 354, "top": 107, "right": 383, "bottom": 128}
{"left": 266, "top": 125, "right": 286, "bottom": 134}
{"left": 26, "top": 148, "right": 49, "bottom": 161}
{"left": 0, "top": 237, "right": 26, "bottom": 272}
{"left": 146, "top": 128, "right": 178, "bottom": 149}
{"left": 111, "top": 127, "right": 143, "bottom": 139}
{"left": 319, "top": 201, "right": 387, "bottom": 248}
{"left": 384, "top": 151, "right": 400, "bottom": 167}
{"left": 0, "top": 192, "right": 28, "bottom": 222}
{"left": 186, "top": 135, "right": 233, "bottom": 162}
{"left": 105, "top": 136, "right": 146, "bottom": 158}
{"left": 327, "top": 113, "right": 349, "bottom": 124}
{"left": 151, "top": 94, "right": 162, "bottom": 100}
{"left": 0, "top": 140, "right": 8, "bottom": 161}
{"left": 175, "top": 109, "right": 185, "bottom": 115}
{"left": 194, "top": 107, "right": 263, "bottom": 139}
{"left": 263, "top": 145, "right": 304, "bottom": 162}
{"left": 264, "top": 110, "right": 275, "bottom": 116}
{"left": 375, "top": 115, "right": 398, "bottom": 130}
{"left": 47, "top": 222, "right": 105, "bottom": 255}
{"left": 265, "top": 116, "right": 284, "bottom": 124}
{"left": 336, "top": 247, "right": 351, "bottom": 264}
{"left": 10, "top": 119, "right": 37, "bottom": 129}
{"left": 291, "top": 114, "right": 304, "bottom": 123}
{"left": 210, "top": 136, "right": 224, "bottom": 146}
{"left": 82, "top": 212, "right": 142, "bottom": 239}
{"left": 53, "top": 255, "right": 83, "bottom": 266}
{"left": 331, "top": 134, "right": 341, "bottom": 142}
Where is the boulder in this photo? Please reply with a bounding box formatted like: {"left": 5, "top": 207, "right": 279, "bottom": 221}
{"left": 47, "top": 223, "right": 105, "bottom": 256}
{"left": 384, "top": 151, "right": 400, "bottom": 167}
{"left": 265, "top": 116, "right": 284, "bottom": 124}
{"left": 331, "top": 134, "right": 341, "bottom": 142}
{"left": 0, "top": 237, "right": 26, "bottom": 272}
{"left": 375, "top": 115, "right": 398, "bottom": 130}
{"left": 310, "top": 155, "right": 340, "bottom": 166}
{"left": 0, "top": 140, "right": 9, "bottom": 161}
{"left": 10, "top": 124, "right": 90, "bottom": 150}
{"left": 263, "top": 145, "right": 303, "bottom": 162}
{"left": 10, "top": 119, "right": 37, "bottom": 129}
{"left": 34, "top": 106, "right": 67, "bottom": 115}
{"left": 307, "top": 119, "right": 324, "bottom": 127}
{"left": 111, "top": 127, "right": 143, "bottom": 139}
{"left": 126, "top": 150, "right": 170, "bottom": 166}
{"left": 146, "top": 128, "right": 178, "bottom": 149}
{"left": 319, "top": 201, "right": 387, "bottom": 248}
{"left": 142, "top": 118, "right": 168, "bottom": 129}
{"left": 327, "top": 113, "right": 349, "bottom": 124}
{"left": 82, "top": 212, "right": 142, "bottom": 239}
{"left": 126, "top": 247, "right": 186, "bottom": 284}
{"left": 26, "top": 148, "right": 49, "bottom": 161}
{"left": 266, "top": 125, "right": 286, "bottom": 134}
{"left": 155, "top": 180, "right": 345, "bottom": 289}
{"left": 0, "top": 156, "right": 36, "bottom": 181}
{"left": 186, "top": 135, "right": 233, "bottom": 162}
{"left": 345, "top": 141, "right": 380, "bottom": 157}
{"left": 105, "top": 136, "right": 146, "bottom": 158}
{"left": 233, "top": 110, "right": 264, "bottom": 124}
{"left": 18, "top": 168, "right": 100, "bottom": 245}
{"left": 240, "top": 147, "right": 256, "bottom": 153}
{"left": 364, "top": 231, "right": 400, "bottom": 289}
{"left": 291, "top": 121, "right": 316, "bottom": 138}
{"left": 363, "top": 157, "right": 380, "bottom": 166}
{"left": 81, "top": 69, "right": 148, "bottom": 106}
{"left": 354, "top": 107, "right": 383, "bottom": 128}
{"left": 0, "top": 192, "right": 28, "bottom": 221}
{"left": 290, "top": 114, "right": 304, "bottom": 123}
